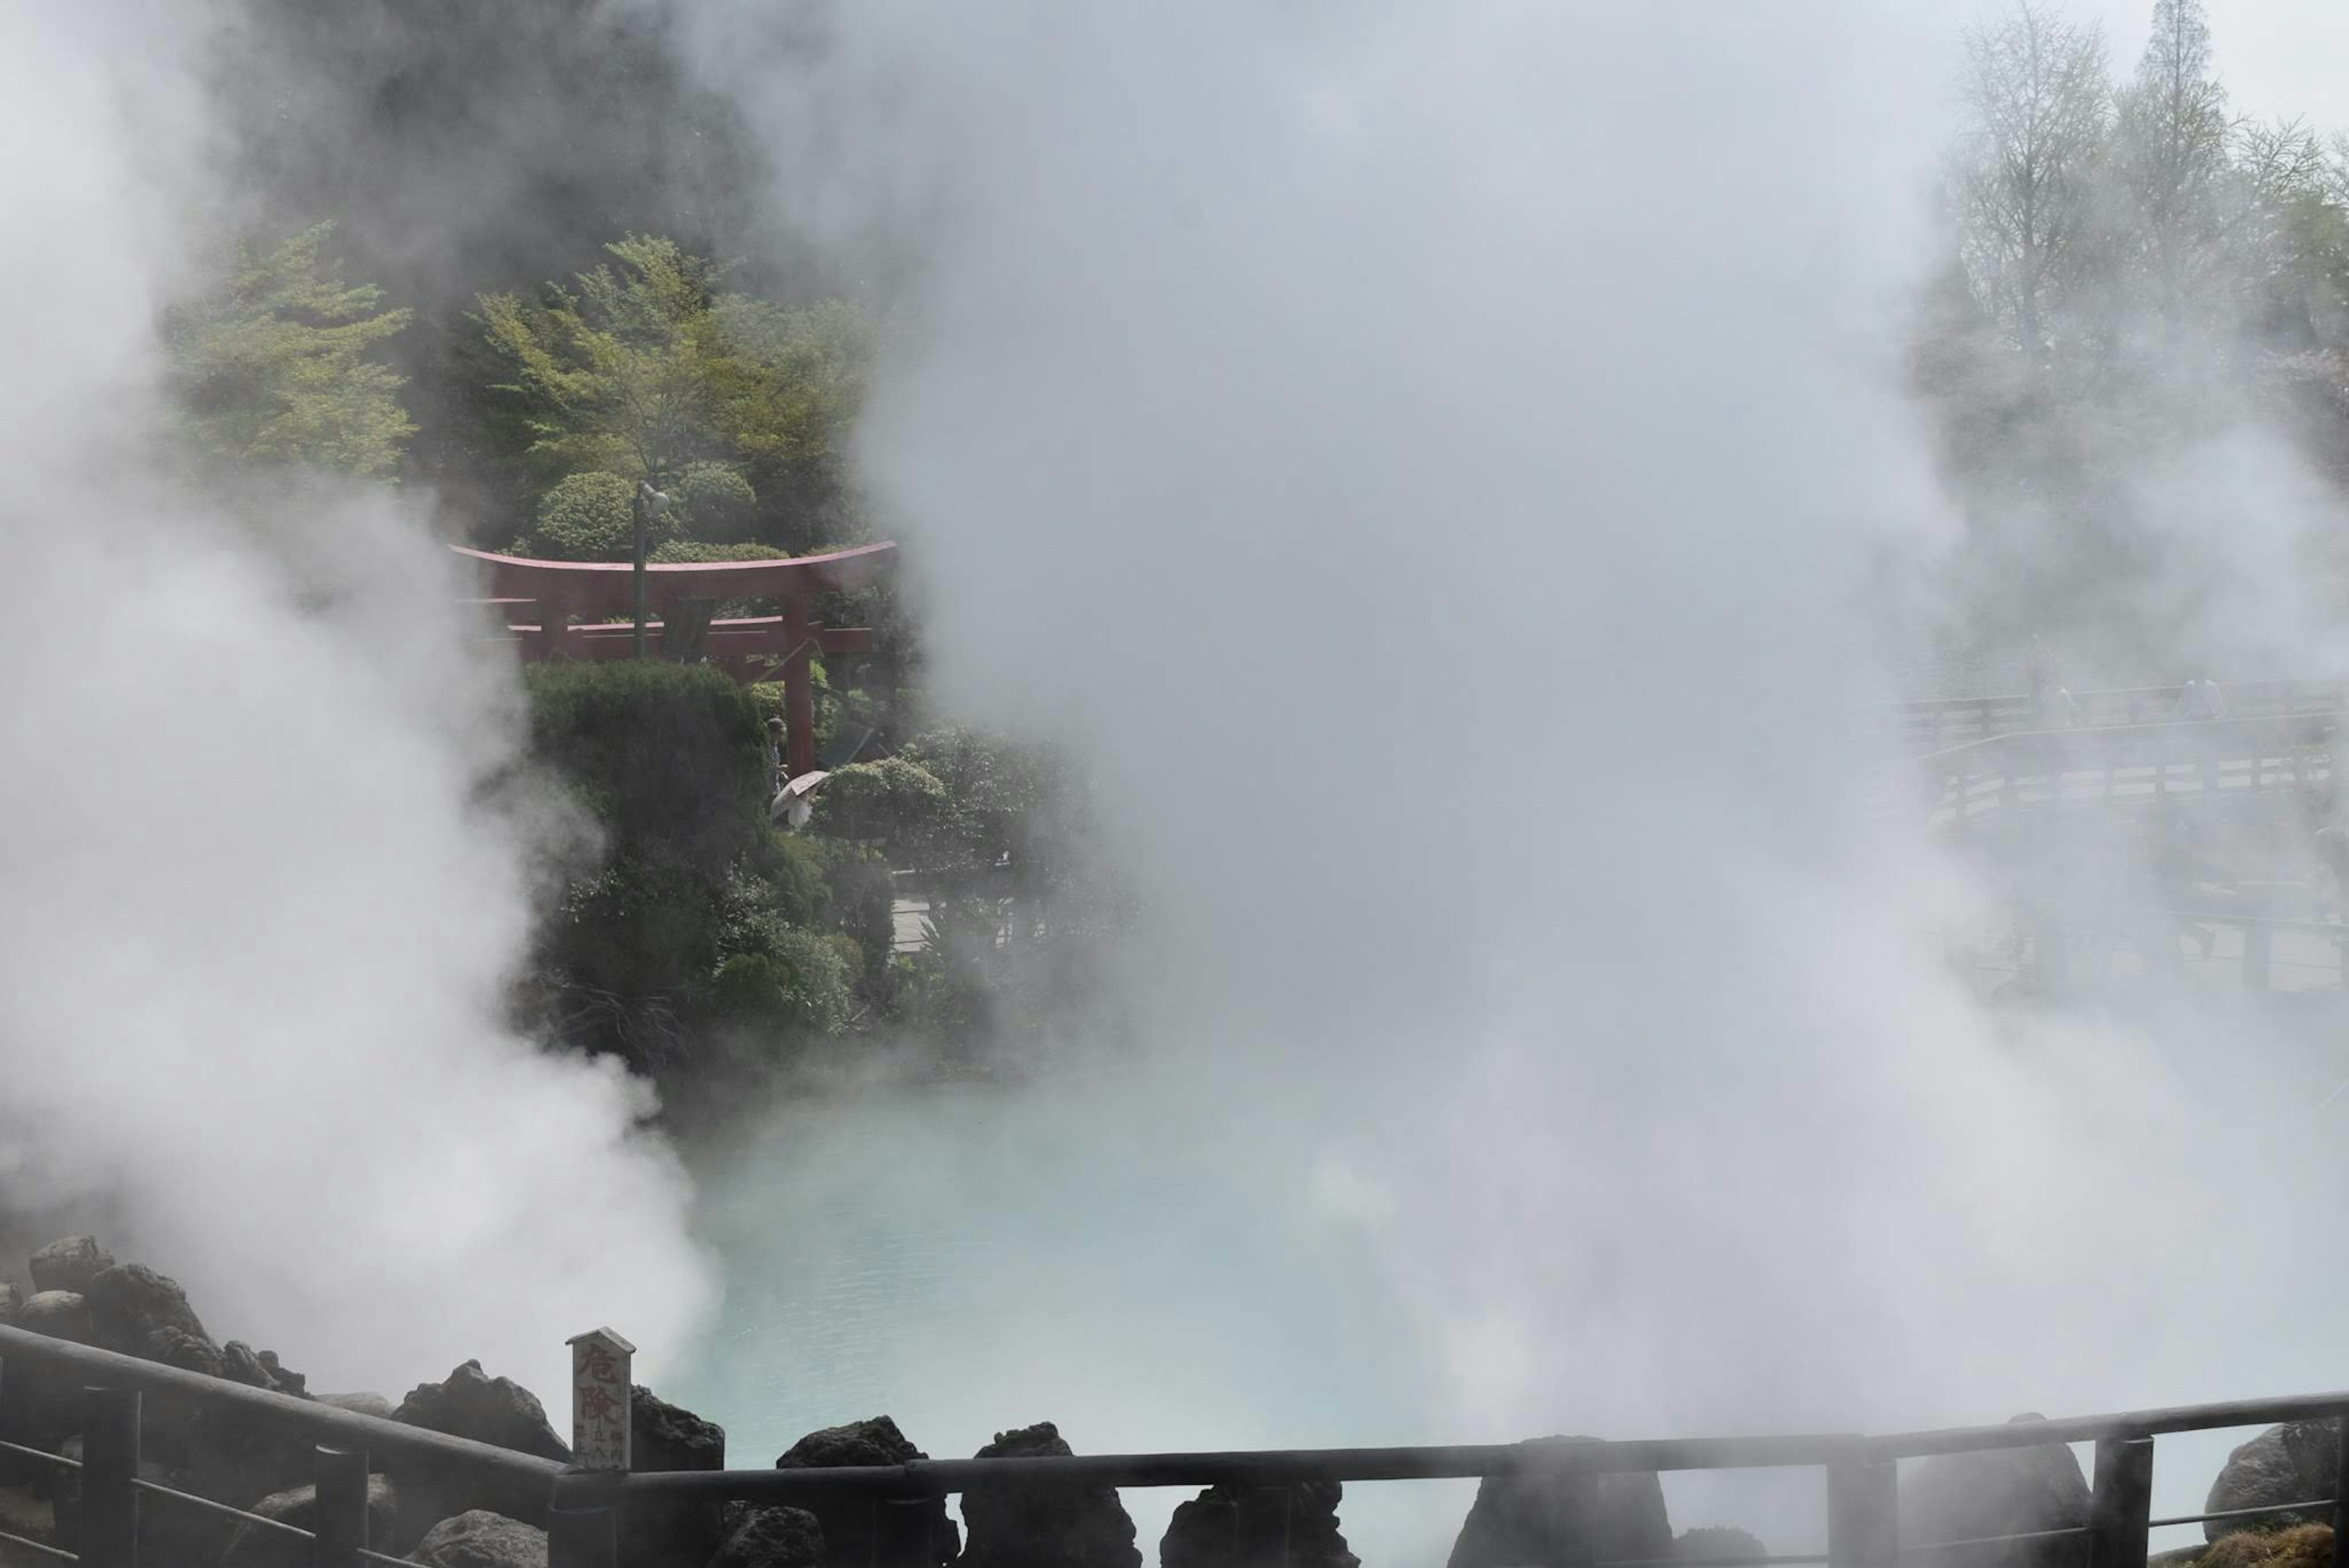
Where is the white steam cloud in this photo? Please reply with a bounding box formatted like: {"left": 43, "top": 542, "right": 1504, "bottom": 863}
{"left": 669, "top": 0, "right": 2349, "bottom": 1559}
{"left": 0, "top": 4, "right": 711, "bottom": 1397}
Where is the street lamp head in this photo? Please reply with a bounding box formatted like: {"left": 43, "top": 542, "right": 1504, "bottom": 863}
{"left": 637, "top": 481, "right": 672, "bottom": 516}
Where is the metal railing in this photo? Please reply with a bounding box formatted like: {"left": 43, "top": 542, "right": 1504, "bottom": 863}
{"left": 7, "top": 1323, "right": 2349, "bottom": 1568}
{"left": 0, "top": 1324, "right": 559, "bottom": 1568}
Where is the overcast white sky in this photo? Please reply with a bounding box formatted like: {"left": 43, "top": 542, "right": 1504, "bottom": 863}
{"left": 2079, "top": 0, "right": 2349, "bottom": 127}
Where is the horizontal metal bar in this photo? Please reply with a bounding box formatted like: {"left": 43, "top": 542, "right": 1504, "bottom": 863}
{"left": 1902, "top": 1526, "right": 2090, "bottom": 1552}
{"left": 620, "top": 1390, "right": 2349, "bottom": 1504}
{"left": 0, "top": 1528, "right": 75, "bottom": 1562}
{"left": 2148, "top": 1499, "right": 2337, "bottom": 1529}
{"left": 130, "top": 1477, "right": 314, "bottom": 1539}
{"left": 356, "top": 1551, "right": 412, "bottom": 1568}
{"left": 599, "top": 1434, "right": 1871, "bottom": 1502}
{"left": 0, "top": 1438, "right": 79, "bottom": 1470}
{"left": 1873, "top": 1391, "right": 2349, "bottom": 1455}
{"left": 0, "top": 1325, "right": 561, "bottom": 1487}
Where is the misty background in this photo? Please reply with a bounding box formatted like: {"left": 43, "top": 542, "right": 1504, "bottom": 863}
{"left": 6, "top": 0, "right": 2349, "bottom": 1563}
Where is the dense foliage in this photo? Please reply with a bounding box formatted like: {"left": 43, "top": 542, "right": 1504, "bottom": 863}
{"left": 473, "top": 234, "right": 875, "bottom": 554}
{"left": 516, "top": 661, "right": 883, "bottom": 1085}
{"left": 161, "top": 223, "right": 415, "bottom": 478}
{"left": 1918, "top": 0, "right": 2349, "bottom": 659}
{"left": 503, "top": 658, "right": 1117, "bottom": 1095}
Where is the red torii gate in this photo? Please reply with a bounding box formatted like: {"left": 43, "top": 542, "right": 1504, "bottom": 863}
{"left": 452, "top": 541, "right": 897, "bottom": 777}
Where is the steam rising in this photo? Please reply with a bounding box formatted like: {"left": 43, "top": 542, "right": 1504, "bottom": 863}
{"left": 670, "top": 0, "right": 2349, "bottom": 1555}
{"left": 10, "top": 0, "right": 2349, "bottom": 1560}
{"left": 0, "top": 3, "right": 710, "bottom": 1394}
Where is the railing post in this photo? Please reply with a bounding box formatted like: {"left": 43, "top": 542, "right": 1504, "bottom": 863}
{"left": 2087, "top": 1436, "right": 2154, "bottom": 1568}
{"left": 2244, "top": 921, "right": 2273, "bottom": 991}
{"left": 1828, "top": 1460, "right": 1898, "bottom": 1568}
{"left": 80, "top": 1385, "right": 140, "bottom": 1568}
{"left": 879, "top": 1495, "right": 938, "bottom": 1568}
{"left": 548, "top": 1504, "right": 618, "bottom": 1568}
{"left": 1556, "top": 1461, "right": 1599, "bottom": 1568}
{"left": 2329, "top": 1415, "right": 2349, "bottom": 1547}
{"left": 313, "top": 1445, "right": 369, "bottom": 1568}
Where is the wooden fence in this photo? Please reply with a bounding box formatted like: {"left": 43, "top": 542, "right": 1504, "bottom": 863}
{"left": 1892, "top": 680, "right": 2349, "bottom": 752}
{"left": 1917, "top": 714, "right": 2348, "bottom": 827}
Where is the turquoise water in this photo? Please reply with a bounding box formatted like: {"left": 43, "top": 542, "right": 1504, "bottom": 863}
{"left": 663, "top": 1005, "right": 2349, "bottom": 1566}
{"left": 667, "top": 1073, "right": 1466, "bottom": 1559}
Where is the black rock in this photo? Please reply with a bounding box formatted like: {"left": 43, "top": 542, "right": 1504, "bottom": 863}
{"left": 1677, "top": 1526, "right": 1769, "bottom": 1563}
{"left": 2205, "top": 1421, "right": 2342, "bottom": 1543}
{"left": 625, "top": 1385, "right": 727, "bottom": 1567}
{"left": 635, "top": 1384, "right": 726, "bottom": 1473}
{"left": 258, "top": 1349, "right": 308, "bottom": 1397}
{"left": 394, "top": 1361, "right": 571, "bottom": 1463}
{"left": 28, "top": 1237, "right": 114, "bottom": 1296}
{"left": 221, "top": 1341, "right": 277, "bottom": 1388}
{"left": 220, "top": 1473, "right": 404, "bottom": 1568}
{"left": 776, "top": 1414, "right": 924, "bottom": 1471}
{"left": 959, "top": 1421, "right": 1140, "bottom": 1568}
{"left": 390, "top": 1362, "right": 568, "bottom": 1529}
{"left": 15, "top": 1290, "right": 91, "bottom": 1343}
{"left": 405, "top": 1509, "right": 548, "bottom": 1568}
{"left": 84, "top": 1263, "right": 210, "bottom": 1355}
{"left": 143, "top": 1324, "right": 226, "bottom": 1377}
{"left": 710, "top": 1506, "right": 826, "bottom": 1568}
{"left": 776, "top": 1417, "right": 957, "bottom": 1568}
{"left": 1447, "top": 1438, "right": 1671, "bottom": 1568}
{"left": 1900, "top": 1415, "right": 2089, "bottom": 1568}
{"left": 1162, "top": 1480, "right": 1358, "bottom": 1568}
{"left": 124, "top": 1321, "right": 229, "bottom": 1466}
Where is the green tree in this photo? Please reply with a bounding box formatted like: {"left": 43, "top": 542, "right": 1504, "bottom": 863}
{"left": 709, "top": 295, "right": 875, "bottom": 468}
{"left": 475, "top": 234, "right": 725, "bottom": 486}
{"left": 163, "top": 221, "right": 416, "bottom": 478}
{"left": 475, "top": 234, "right": 876, "bottom": 546}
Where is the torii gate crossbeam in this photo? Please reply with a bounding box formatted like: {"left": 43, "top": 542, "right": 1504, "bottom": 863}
{"left": 453, "top": 541, "right": 897, "bottom": 776}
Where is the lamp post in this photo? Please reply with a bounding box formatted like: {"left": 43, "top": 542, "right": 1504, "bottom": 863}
{"left": 631, "top": 481, "right": 670, "bottom": 659}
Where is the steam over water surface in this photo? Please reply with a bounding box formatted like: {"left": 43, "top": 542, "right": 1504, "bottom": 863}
{"left": 672, "top": 1075, "right": 1461, "bottom": 1555}
{"left": 672, "top": 1000, "right": 2349, "bottom": 1566}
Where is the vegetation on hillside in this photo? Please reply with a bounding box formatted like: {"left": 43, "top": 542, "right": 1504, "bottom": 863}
{"left": 505, "top": 661, "right": 1119, "bottom": 1101}
{"left": 1918, "top": 0, "right": 2349, "bottom": 660}
{"left": 161, "top": 223, "right": 416, "bottom": 478}
{"left": 173, "top": 0, "right": 2349, "bottom": 1093}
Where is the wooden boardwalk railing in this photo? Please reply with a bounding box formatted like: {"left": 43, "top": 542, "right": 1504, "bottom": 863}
{"left": 8, "top": 1323, "right": 2349, "bottom": 1568}
{"left": 1893, "top": 680, "right": 2349, "bottom": 752}
{"left": 1916, "top": 713, "right": 2348, "bottom": 827}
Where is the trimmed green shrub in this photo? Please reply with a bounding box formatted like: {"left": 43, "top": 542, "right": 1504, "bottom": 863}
{"left": 524, "top": 660, "right": 768, "bottom": 870}
{"left": 675, "top": 461, "right": 760, "bottom": 543}
{"left": 649, "top": 539, "right": 789, "bottom": 565}
{"left": 528, "top": 470, "right": 679, "bottom": 560}
{"left": 814, "top": 756, "right": 950, "bottom": 852}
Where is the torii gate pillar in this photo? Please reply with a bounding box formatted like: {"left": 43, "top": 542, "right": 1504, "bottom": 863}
{"left": 782, "top": 594, "right": 818, "bottom": 778}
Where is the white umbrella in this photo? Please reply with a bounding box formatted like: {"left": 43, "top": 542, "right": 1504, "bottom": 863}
{"left": 769, "top": 770, "right": 831, "bottom": 832}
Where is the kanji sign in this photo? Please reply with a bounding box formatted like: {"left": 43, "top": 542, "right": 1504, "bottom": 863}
{"left": 566, "top": 1327, "right": 634, "bottom": 1471}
